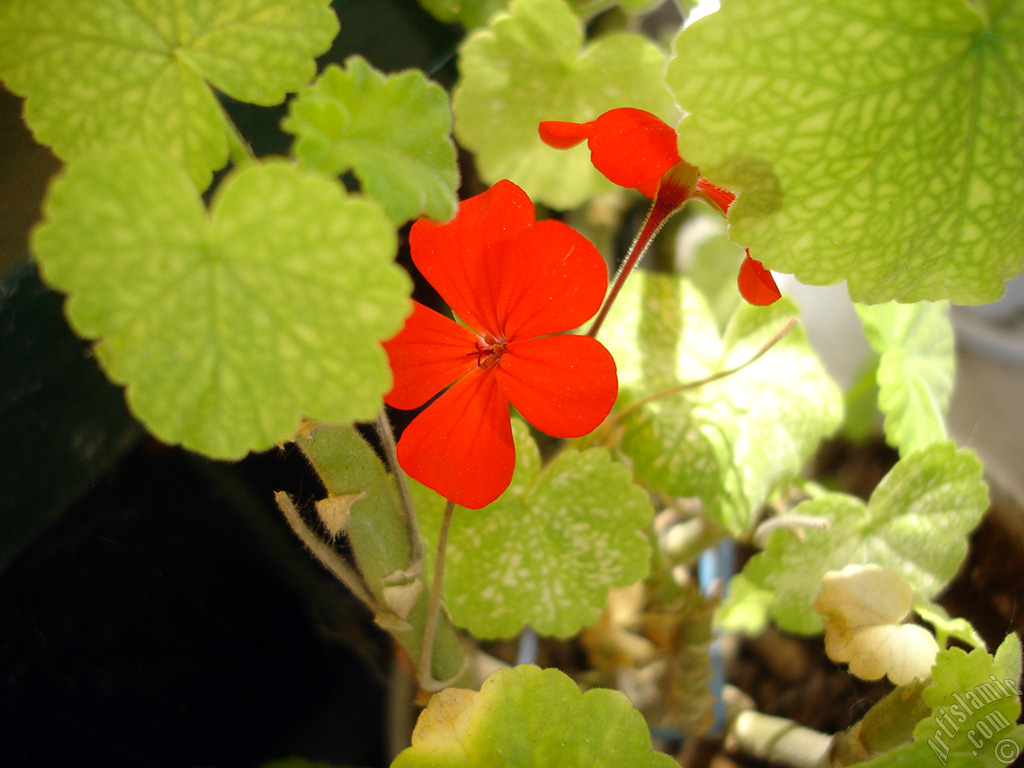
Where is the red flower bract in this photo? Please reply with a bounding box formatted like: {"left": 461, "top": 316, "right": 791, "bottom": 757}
{"left": 383, "top": 180, "right": 618, "bottom": 509}
{"left": 539, "top": 108, "right": 782, "bottom": 307}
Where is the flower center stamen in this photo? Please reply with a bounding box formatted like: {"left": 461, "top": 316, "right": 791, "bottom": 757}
{"left": 473, "top": 334, "right": 507, "bottom": 370}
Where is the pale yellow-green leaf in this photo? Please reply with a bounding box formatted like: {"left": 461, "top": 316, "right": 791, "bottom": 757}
{"left": 0, "top": 0, "right": 339, "bottom": 189}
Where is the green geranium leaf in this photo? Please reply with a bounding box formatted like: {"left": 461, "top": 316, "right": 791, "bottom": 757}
{"left": 855, "top": 740, "right": 984, "bottom": 768}
{"left": 452, "top": 0, "right": 677, "bottom": 210}
{"left": 282, "top": 55, "right": 459, "bottom": 225}
{"left": 744, "top": 442, "right": 988, "bottom": 634}
{"left": 417, "top": 0, "right": 508, "bottom": 28}
{"left": 668, "top": 0, "right": 1024, "bottom": 304}
{"left": 841, "top": 357, "right": 883, "bottom": 444}
{"left": 433, "top": 0, "right": 668, "bottom": 22}
{"left": 32, "top": 146, "right": 409, "bottom": 459}
{"left": 391, "top": 665, "right": 676, "bottom": 768}
{"left": 571, "top": 0, "right": 667, "bottom": 12}
{"left": 856, "top": 301, "right": 955, "bottom": 456}
{"left": 616, "top": 0, "right": 669, "bottom": 11}
{"left": 914, "top": 598, "right": 986, "bottom": 651}
{"left": 715, "top": 573, "right": 773, "bottom": 636}
{"left": 994, "top": 632, "right": 1022, "bottom": 695}
{"left": 411, "top": 419, "right": 654, "bottom": 639}
{"left": 0, "top": 0, "right": 338, "bottom": 189}
{"left": 601, "top": 273, "right": 843, "bottom": 535}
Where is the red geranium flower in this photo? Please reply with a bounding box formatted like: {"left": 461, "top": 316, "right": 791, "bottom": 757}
{"left": 540, "top": 107, "right": 781, "bottom": 307}
{"left": 383, "top": 180, "right": 618, "bottom": 509}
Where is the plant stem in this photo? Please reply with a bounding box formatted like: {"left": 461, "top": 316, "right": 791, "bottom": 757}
{"left": 274, "top": 491, "right": 377, "bottom": 610}
{"left": 420, "top": 498, "right": 456, "bottom": 692}
{"left": 728, "top": 711, "right": 833, "bottom": 768}
{"left": 293, "top": 423, "right": 464, "bottom": 684}
{"left": 588, "top": 196, "right": 681, "bottom": 338}
{"left": 753, "top": 513, "right": 830, "bottom": 545}
{"left": 375, "top": 409, "right": 424, "bottom": 565}
{"left": 722, "top": 677, "right": 929, "bottom": 768}
{"left": 587, "top": 163, "right": 699, "bottom": 339}
{"left": 829, "top": 680, "right": 929, "bottom": 765}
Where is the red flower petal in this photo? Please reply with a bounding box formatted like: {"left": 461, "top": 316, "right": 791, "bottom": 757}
{"left": 497, "top": 335, "right": 617, "bottom": 438}
{"left": 586, "top": 108, "right": 682, "bottom": 199}
{"left": 410, "top": 180, "right": 535, "bottom": 338}
{"left": 396, "top": 368, "right": 515, "bottom": 509}
{"left": 538, "top": 119, "right": 593, "bottom": 149}
{"left": 494, "top": 219, "right": 607, "bottom": 341}
{"left": 383, "top": 301, "right": 479, "bottom": 410}
{"left": 695, "top": 178, "right": 736, "bottom": 215}
{"left": 738, "top": 252, "right": 782, "bottom": 306}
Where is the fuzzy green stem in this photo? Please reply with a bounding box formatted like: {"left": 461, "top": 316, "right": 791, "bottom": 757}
{"left": 587, "top": 161, "right": 700, "bottom": 339}
{"left": 829, "top": 680, "right": 930, "bottom": 765}
{"left": 376, "top": 410, "right": 424, "bottom": 565}
{"left": 420, "top": 499, "right": 456, "bottom": 693}
{"left": 293, "top": 423, "right": 463, "bottom": 684}
{"left": 275, "top": 492, "right": 376, "bottom": 608}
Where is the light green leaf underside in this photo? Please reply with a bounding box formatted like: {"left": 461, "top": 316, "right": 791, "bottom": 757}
{"left": 668, "top": 0, "right": 1024, "bottom": 304}
{"left": 452, "top": 0, "right": 678, "bottom": 210}
{"left": 411, "top": 419, "right": 654, "bottom": 639}
{"left": 856, "top": 301, "right": 955, "bottom": 456}
{"left": 391, "top": 665, "right": 676, "bottom": 768}
{"left": 0, "top": 0, "right": 338, "bottom": 189}
{"left": 744, "top": 442, "right": 988, "bottom": 635}
{"left": 32, "top": 146, "right": 409, "bottom": 459}
{"left": 283, "top": 55, "right": 459, "bottom": 225}
{"left": 601, "top": 273, "right": 843, "bottom": 535}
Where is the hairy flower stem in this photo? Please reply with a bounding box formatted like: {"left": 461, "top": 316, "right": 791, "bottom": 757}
{"left": 587, "top": 162, "right": 699, "bottom": 339}
{"left": 420, "top": 498, "right": 456, "bottom": 693}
